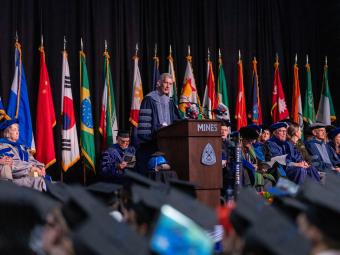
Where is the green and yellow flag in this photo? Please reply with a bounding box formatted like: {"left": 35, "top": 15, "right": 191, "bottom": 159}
{"left": 80, "top": 49, "right": 96, "bottom": 172}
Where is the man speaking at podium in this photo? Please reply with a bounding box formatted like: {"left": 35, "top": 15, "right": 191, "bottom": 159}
{"left": 136, "top": 73, "right": 180, "bottom": 175}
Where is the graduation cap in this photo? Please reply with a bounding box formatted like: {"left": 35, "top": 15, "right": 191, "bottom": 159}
{"left": 45, "top": 181, "right": 72, "bottom": 204}
{"left": 86, "top": 182, "right": 122, "bottom": 205}
{"left": 243, "top": 207, "right": 311, "bottom": 255}
{"left": 230, "top": 187, "right": 267, "bottom": 236}
{"left": 328, "top": 127, "right": 340, "bottom": 140}
{"left": 308, "top": 122, "right": 328, "bottom": 130}
{"left": 259, "top": 124, "right": 270, "bottom": 132}
{"left": 117, "top": 130, "right": 130, "bottom": 138}
{"left": 166, "top": 188, "right": 217, "bottom": 230}
{"left": 0, "top": 118, "right": 18, "bottom": 130}
{"left": 168, "top": 178, "right": 197, "bottom": 198}
{"left": 297, "top": 179, "right": 340, "bottom": 240}
{"left": 124, "top": 169, "right": 168, "bottom": 190}
{"left": 72, "top": 212, "right": 148, "bottom": 255}
{"left": 220, "top": 119, "right": 231, "bottom": 127}
{"left": 0, "top": 181, "right": 59, "bottom": 254}
{"left": 239, "top": 126, "right": 259, "bottom": 140}
{"left": 269, "top": 122, "right": 289, "bottom": 132}
{"left": 62, "top": 185, "right": 149, "bottom": 255}
{"left": 131, "top": 184, "right": 166, "bottom": 210}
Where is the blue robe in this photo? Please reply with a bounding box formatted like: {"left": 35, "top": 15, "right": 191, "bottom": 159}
{"left": 265, "top": 137, "right": 320, "bottom": 184}
{"left": 305, "top": 139, "right": 340, "bottom": 172}
{"left": 101, "top": 144, "right": 136, "bottom": 179}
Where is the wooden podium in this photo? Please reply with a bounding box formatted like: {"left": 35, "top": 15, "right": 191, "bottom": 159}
{"left": 157, "top": 119, "right": 222, "bottom": 208}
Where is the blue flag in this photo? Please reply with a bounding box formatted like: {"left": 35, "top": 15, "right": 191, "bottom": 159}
{"left": 7, "top": 42, "right": 35, "bottom": 150}
{"left": 152, "top": 55, "right": 160, "bottom": 91}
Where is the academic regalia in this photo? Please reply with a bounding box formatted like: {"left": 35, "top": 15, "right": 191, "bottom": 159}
{"left": 137, "top": 91, "right": 180, "bottom": 143}
{"left": 136, "top": 91, "right": 180, "bottom": 175}
{"left": 100, "top": 143, "right": 136, "bottom": 183}
{"left": 265, "top": 136, "right": 320, "bottom": 184}
{"left": 305, "top": 138, "right": 340, "bottom": 172}
{"left": 0, "top": 138, "right": 46, "bottom": 191}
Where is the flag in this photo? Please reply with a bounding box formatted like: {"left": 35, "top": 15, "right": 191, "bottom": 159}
{"left": 217, "top": 55, "right": 230, "bottom": 120}
{"left": 168, "top": 50, "right": 178, "bottom": 106}
{"left": 61, "top": 50, "right": 80, "bottom": 172}
{"left": 271, "top": 58, "right": 289, "bottom": 122}
{"left": 235, "top": 58, "right": 247, "bottom": 130}
{"left": 291, "top": 62, "right": 303, "bottom": 127}
{"left": 35, "top": 46, "right": 56, "bottom": 169}
{"left": 202, "top": 60, "right": 217, "bottom": 119}
{"left": 250, "top": 58, "right": 263, "bottom": 125}
{"left": 129, "top": 54, "right": 144, "bottom": 127}
{"left": 99, "top": 49, "right": 118, "bottom": 147}
{"left": 303, "top": 62, "right": 316, "bottom": 124}
{"left": 179, "top": 55, "right": 201, "bottom": 117}
{"left": 316, "top": 61, "right": 336, "bottom": 125}
{"left": 152, "top": 54, "right": 160, "bottom": 91}
{"left": 0, "top": 97, "right": 9, "bottom": 120}
{"left": 7, "top": 42, "right": 35, "bottom": 150}
{"left": 80, "top": 50, "right": 96, "bottom": 172}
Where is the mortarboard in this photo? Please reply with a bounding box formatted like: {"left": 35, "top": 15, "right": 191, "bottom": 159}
{"left": 230, "top": 187, "right": 267, "bottom": 236}
{"left": 243, "top": 207, "right": 311, "bottom": 255}
{"left": 308, "top": 122, "right": 328, "bottom": 130}
{"left": 0, "top": 118, "right": 19, "bottom": 130}
{"left": 124, "top": 169, "right": 168, "bottom": 191}
{"left": 328, "top": 127, "right": 340, "bottom": 140}
{"left": 62, "top": 185, "right": 149, "bottom": 255}
{"left": 86, "top": 182, "right": 122, "bottom": 205}
{"left": 239, "top": 126, "right": 259, "bottom": 140}
{"left": 220, "top": 119, "right": 231, "bottom": 127}
{"left": 45, "top": 181, "right": 72, "bottom": 204}
{"left": 269, "top": 122, "right": 289, "bottom": 132}
{"left": 166, "top": 188, "right": 217, "bottom": 230}
{"left": 297, "top": 179, "right": 340, "bottom": 240}
{"left": 259, "top": 124, "right": 270, "bottom": 132}
{"left": 168, "top": 178, "right": 197, "bottom": 198}
{"left": 131, "top": 184, "right": 166, "bottom": 210}
{"left": 117, "top": 130, "right": 130, "bottom": 138}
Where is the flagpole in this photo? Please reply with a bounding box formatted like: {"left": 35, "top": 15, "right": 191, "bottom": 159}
{"left": 60, "top": 36, "right": 67, "bottom": 183}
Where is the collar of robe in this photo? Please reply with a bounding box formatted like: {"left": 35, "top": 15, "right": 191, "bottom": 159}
{"left": 0, "top": 138, "right": 29, "bottom": 161}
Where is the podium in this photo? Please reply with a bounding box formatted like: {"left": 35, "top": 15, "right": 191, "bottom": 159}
{"left": 157, "top": 119, "right": 222, "bottom": 208}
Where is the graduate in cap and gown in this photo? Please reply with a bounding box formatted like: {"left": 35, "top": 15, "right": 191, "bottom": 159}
{"left": 100, "top": 130, "right": 136, "bottom": 183}
{"left": 0, "top": 119, "right": 46, "bottom": 191}
{"left": 265, "top": 122, "right": 320, "bottom": 184}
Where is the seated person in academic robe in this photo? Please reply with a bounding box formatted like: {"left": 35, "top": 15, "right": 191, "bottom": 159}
{"left": 0, "top": 119, "right": 46, "bottom": 191}
{"left": 147, "top": 152, "right": 178, "bottom": 182}
{"left": 239, "top": 125, "right": 275, "bottom": 191}
{"left": 257, "top": 125, "right": 271, "bottom": 144}
{"left": 265, "top": 122, "right": 320, "bottom": 184}
{"left": 101, "top": 130, "right": 136, "bottom": 182}
{"left": 136, "top": 73, "right": 181, "bottom": 175}
{"left": 305, "top": 122, "right": 340, "bottom": 173}
{"left": 287, "top": 122, "right": 314, "bottom": 165}
{"left": 328, "top": 127, "right": 340, "bottom": 158}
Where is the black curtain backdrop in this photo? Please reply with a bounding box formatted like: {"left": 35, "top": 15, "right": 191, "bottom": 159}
{"left": 0, "top": 0, "right": 338, "bottom": 182}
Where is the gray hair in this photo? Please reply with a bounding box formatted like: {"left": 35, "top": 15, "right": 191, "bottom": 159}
{"left": 156, "top": 73, "right": 173, "bottom": 87}
{"left": 2, "top": 124, "right": 18, "bottom": 139}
